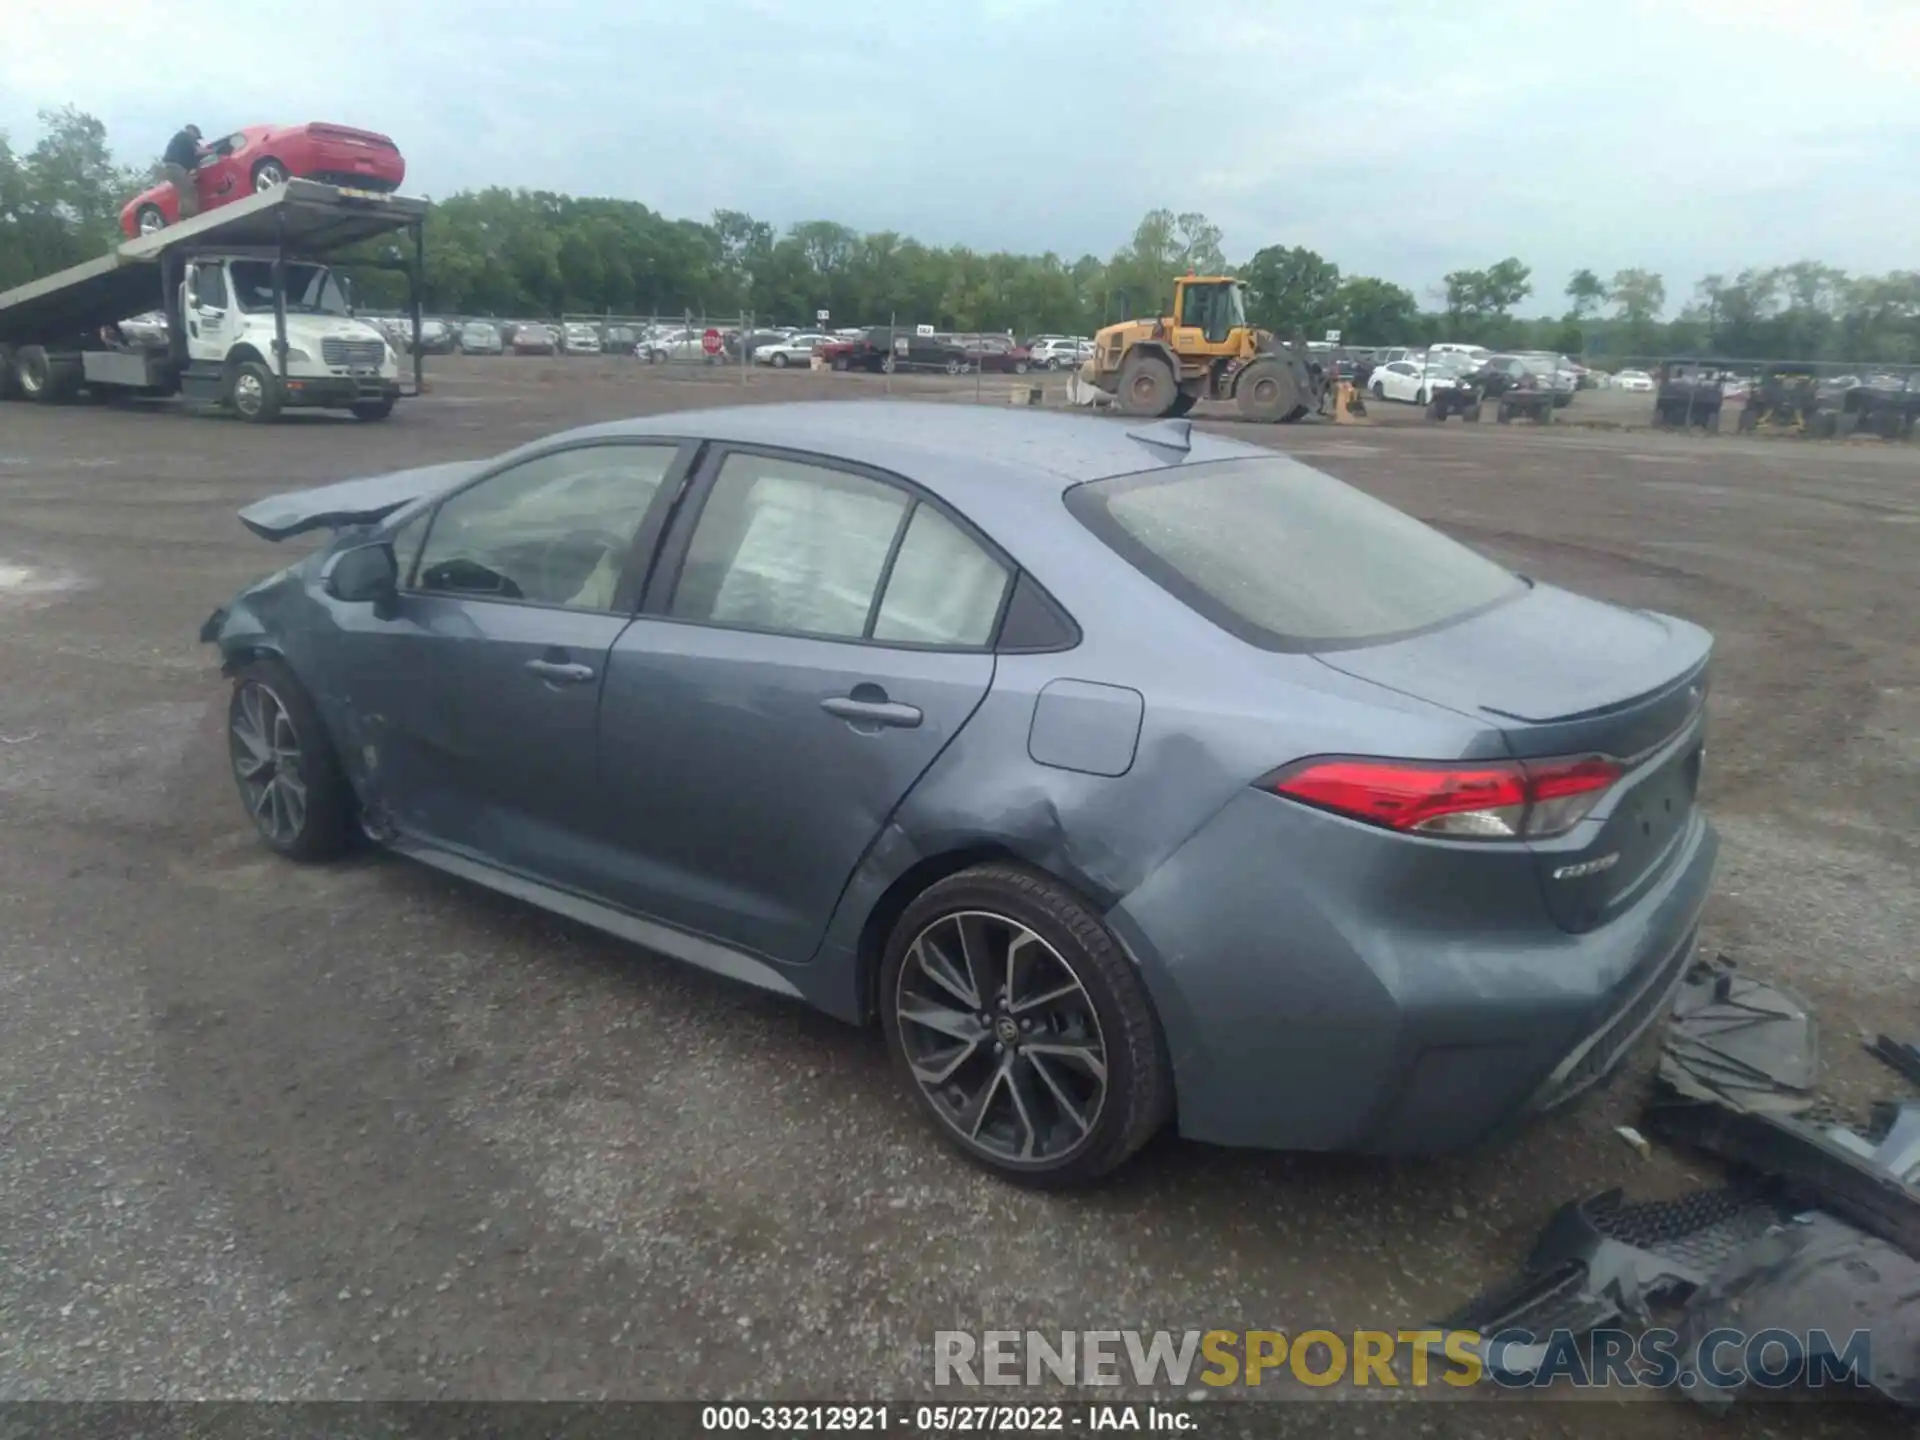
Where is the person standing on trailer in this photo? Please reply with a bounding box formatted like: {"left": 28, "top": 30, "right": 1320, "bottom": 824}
{"left": 162, "top": 125, "right": 206, "bottom": 221}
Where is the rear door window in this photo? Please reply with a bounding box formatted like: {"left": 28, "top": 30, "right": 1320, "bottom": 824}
{"left": 1067, "top": 457, "right": 1525, "bottom": 651}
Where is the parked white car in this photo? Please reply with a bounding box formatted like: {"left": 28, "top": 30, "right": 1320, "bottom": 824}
{"left": 1030, "top": 338, "right": 1092, "bottom": 370}
{"left": 640, "top": 328, "right": 712, "bottom": 362}
{"left": 753, "top": 332, "right": 832, "bottom": 367}
{"left": 562, "top": 323, "right": 602, "bottom": 355}
{"left": 1369, "top": 357, "right": 1465, "bottom": 405}
{"left": 1614, "top": 369, "right": 1655, "bottom": 393}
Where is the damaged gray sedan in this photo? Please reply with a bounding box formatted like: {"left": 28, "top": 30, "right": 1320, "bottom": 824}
{"left": 201, "top": 402, "right": 1717, "bottom": 1186}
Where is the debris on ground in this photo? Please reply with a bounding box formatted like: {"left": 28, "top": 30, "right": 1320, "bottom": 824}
{"left": 1674, "top": 1211, "right": 1920, "bottom": 1407}
{"left": 1615, "top": 1124, "right": 1653, "bottom": 1159}
{"left": 1658, "top": 955, "right": 1817, "bottom": 1113}
{"left": 1866, "top": 1034, "right": 1920, "bottom": 1090}
{"left": 1438, "top": 957, "right": 1919, "bottom": 1409}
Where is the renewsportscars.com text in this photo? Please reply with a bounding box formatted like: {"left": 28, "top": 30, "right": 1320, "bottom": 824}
{"left": 933, "top": 1328, "right": 1875, "bottom": 1393}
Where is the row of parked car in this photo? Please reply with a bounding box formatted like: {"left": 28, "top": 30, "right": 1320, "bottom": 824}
{"left": 360, "top": 315, "right": 1100, "bottom": 373}
{"left": 1354, "top": 345, "right": 1590, "bottom": 409}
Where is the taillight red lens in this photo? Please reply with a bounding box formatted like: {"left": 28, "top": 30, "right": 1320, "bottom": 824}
{"left": 1270, "top": 756, "right": 1622, "bottom": 840}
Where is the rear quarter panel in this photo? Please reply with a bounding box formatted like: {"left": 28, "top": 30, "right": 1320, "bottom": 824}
{"left": 809, "top": 464, "right": 1505, "bottom": 1020}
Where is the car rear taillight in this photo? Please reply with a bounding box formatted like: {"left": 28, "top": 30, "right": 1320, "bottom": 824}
{"left": 1268, "top": 756, "right": 1622, "bottom": 840}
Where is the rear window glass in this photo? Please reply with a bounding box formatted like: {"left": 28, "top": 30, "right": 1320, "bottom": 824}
{"left": 1066, "top": 457, "right": 1525, "bottom": 650}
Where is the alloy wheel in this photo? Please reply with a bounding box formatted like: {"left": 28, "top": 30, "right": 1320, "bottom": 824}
{"left": 232, "top": 371, "right": 264, "bottom": 416}
{"left": 229, "top": 681, "right": 309, "bottom": 846}
{"left": 894, "top": 910, "right": 1108, "bottom": 1166}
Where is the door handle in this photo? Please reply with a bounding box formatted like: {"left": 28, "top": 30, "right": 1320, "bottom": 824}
{"left": 525, "top": 658, "right": 595, "bottom": 685}
{"left": 820, "top": 695, "right": 923, "bottom": 729}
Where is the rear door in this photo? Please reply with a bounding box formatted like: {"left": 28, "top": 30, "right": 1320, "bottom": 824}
{"left": 591, "top": 445, "right": 1010, "bottom": 964}
{"left": 338, "top": 440, "right": 690, "bottom": 887}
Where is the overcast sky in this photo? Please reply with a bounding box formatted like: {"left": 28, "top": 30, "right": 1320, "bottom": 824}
{"left": 6, "top": 0, "right": 1916, "bottom": 314}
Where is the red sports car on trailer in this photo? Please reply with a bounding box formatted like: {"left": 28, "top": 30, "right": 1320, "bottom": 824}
{"left": 119, "top": 123, "right": 406, "bottom": 238}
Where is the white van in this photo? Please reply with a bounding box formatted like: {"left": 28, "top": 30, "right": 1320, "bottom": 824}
{"left": 1429, "top": 343, "right": 1491, "bottom": 365}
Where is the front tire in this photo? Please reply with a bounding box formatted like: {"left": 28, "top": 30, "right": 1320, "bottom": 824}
{"left": 350, "top": 399, "right": 394, "bottom": 421}
{"left": 252, "top": 158, "right": 289, "bottom": 191}
{"left": 1116, "top": 352, "right": 1178, "bottom": 416}
{"left": 226, "top": 657, "right": 353, "bottom": 861}
{"left": 135, "top": 204, "right": 167, "bottom": 236}
{"left": 227, "top": 360, "right": 283, "bottom": 422}
{"left": 879, "top": 864, "right": 1172, "bottom": 1188}
{"left": 771, "top": 352, "right": 789, "bottom": 368}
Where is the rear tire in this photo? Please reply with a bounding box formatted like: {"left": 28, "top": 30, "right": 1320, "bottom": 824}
{"left": 771, "top": 352, "right": 789, "bottom": 368}
{"left": 879, "top": 863, "right": 1173, "bottom": 1188}
{"left": 226, "top": 656, "right": 353, "bottom": 862}
{"left": 1416, "top": 387, "right": 1428, "bottom": 406}
{"left": 15, "top": 345, "right": 80, "bottom": 404}
{"left": 0, "top": 345, "right": 16, "bottom": 401}
{"left": 1116, "top": 352, "right": 1178, "bottom": 417}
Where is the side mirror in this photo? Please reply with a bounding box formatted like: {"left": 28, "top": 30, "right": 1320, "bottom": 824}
{"left": 322, "top": 541, "right": 399, "bottom": 606}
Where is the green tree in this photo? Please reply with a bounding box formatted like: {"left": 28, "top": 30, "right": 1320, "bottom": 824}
{"left": 1565, "top": 267, "right": 1607, "bottom": 319}
{"left": 1330, "top": 276, "right": 1420, "bottom": 343}
{"left": 1240, "top": 245, "right": 1341, "bottom": 337}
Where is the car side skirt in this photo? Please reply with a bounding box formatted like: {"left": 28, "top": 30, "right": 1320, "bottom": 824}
{"left": 390, "top": 837, "right": 805, "bottom": 1001}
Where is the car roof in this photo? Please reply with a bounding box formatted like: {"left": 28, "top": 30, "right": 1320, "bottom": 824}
{"left": 542, "top": 401, "right": 1271, "bottom": 493}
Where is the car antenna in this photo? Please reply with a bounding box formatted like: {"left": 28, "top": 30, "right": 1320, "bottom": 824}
{"left": 1125, "top": 418, "right": 1192, "bottom": 454}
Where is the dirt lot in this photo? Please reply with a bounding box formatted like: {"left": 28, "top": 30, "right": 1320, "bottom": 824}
{"left": 1, "top": 356, "right": 1914, "bottom": 1431}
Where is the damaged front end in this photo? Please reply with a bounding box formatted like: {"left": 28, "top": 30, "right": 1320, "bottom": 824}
{"left": 198, "top": 458, "right": 479, "bottom": 670}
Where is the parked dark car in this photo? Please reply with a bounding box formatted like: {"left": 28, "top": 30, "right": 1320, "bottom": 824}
{"left": 856, "top": 326, "right": 971, "bottom": 375}
{"left": 956, "top": 335, "right": 1034, "bottom": 374}
{"left": 201, "top": 402, "right": 1716, "bottom": 1187}
{"left": 508, "top": 322, "right": 557, "bottom": 357}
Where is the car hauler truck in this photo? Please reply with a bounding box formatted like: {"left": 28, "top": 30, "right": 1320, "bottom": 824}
{"left": 0, "top": 179, "right": 429, "bottom": 422}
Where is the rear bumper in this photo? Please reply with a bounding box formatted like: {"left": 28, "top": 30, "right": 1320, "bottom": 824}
{"left": 1107, "top": 789, "right": 1718, "bottom": 1156}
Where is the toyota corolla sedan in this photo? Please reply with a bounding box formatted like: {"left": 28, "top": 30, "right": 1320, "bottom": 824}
{"left": 200, "top": 403, "right": 1716, "bottom": 1187}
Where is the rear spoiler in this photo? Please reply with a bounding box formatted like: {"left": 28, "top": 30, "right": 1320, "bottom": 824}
{"left": 238, "top": 459, "right": 480, "bottom": 541}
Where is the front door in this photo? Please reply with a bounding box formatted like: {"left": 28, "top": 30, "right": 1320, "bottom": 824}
{"left": 183, "top": 263, "right": 231, "bottom": 362}
{"left": 593, "top": 446, "right": 1011, "bottom": 964}
{"left": 195, "top": 134, "right": 248, "bottom": 212}
{"left": 338, "top": 440, "right": 687, "bottom": 889}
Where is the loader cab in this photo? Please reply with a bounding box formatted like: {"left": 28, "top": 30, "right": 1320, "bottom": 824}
{"left": 1173, "top": 277, "right": 1247, "bottom": 348}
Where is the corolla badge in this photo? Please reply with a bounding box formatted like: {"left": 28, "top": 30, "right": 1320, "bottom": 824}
{"left": 1553, "top": 853, "right": 1620, "bottom": 880}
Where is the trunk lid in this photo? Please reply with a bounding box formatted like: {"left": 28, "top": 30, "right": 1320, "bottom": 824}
{"left": 1317, "top": 582, "right": 1711, "bottom": 932}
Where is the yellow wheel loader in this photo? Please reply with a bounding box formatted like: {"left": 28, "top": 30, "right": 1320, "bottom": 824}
{"left": 1080, "top": 275, "right": 1322, "bottom": 422}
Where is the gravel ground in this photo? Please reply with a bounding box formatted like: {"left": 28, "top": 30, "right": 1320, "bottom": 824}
{"left": 0, "top": 358, "right": 1914, "bottom": 1435}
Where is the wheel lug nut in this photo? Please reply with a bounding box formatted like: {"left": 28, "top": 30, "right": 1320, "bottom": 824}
{"left": 1020, "top": 1019, "right": 1034, "bottom": 1032}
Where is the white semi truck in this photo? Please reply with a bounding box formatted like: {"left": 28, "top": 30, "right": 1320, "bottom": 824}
{"left": 0, "top": 179, "right": 430, "bottom": 422}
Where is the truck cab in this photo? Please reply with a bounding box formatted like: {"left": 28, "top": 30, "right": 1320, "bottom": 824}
{"left": 176, "top": 255, "right": 399, "bottom": 420}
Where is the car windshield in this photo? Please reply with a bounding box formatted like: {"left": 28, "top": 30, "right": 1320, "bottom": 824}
{"left": 1067, "top": 456, "right": 1525, "bottom": 650}
{"left": 227, "top": 261, "right": 350, "bottom": 316}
